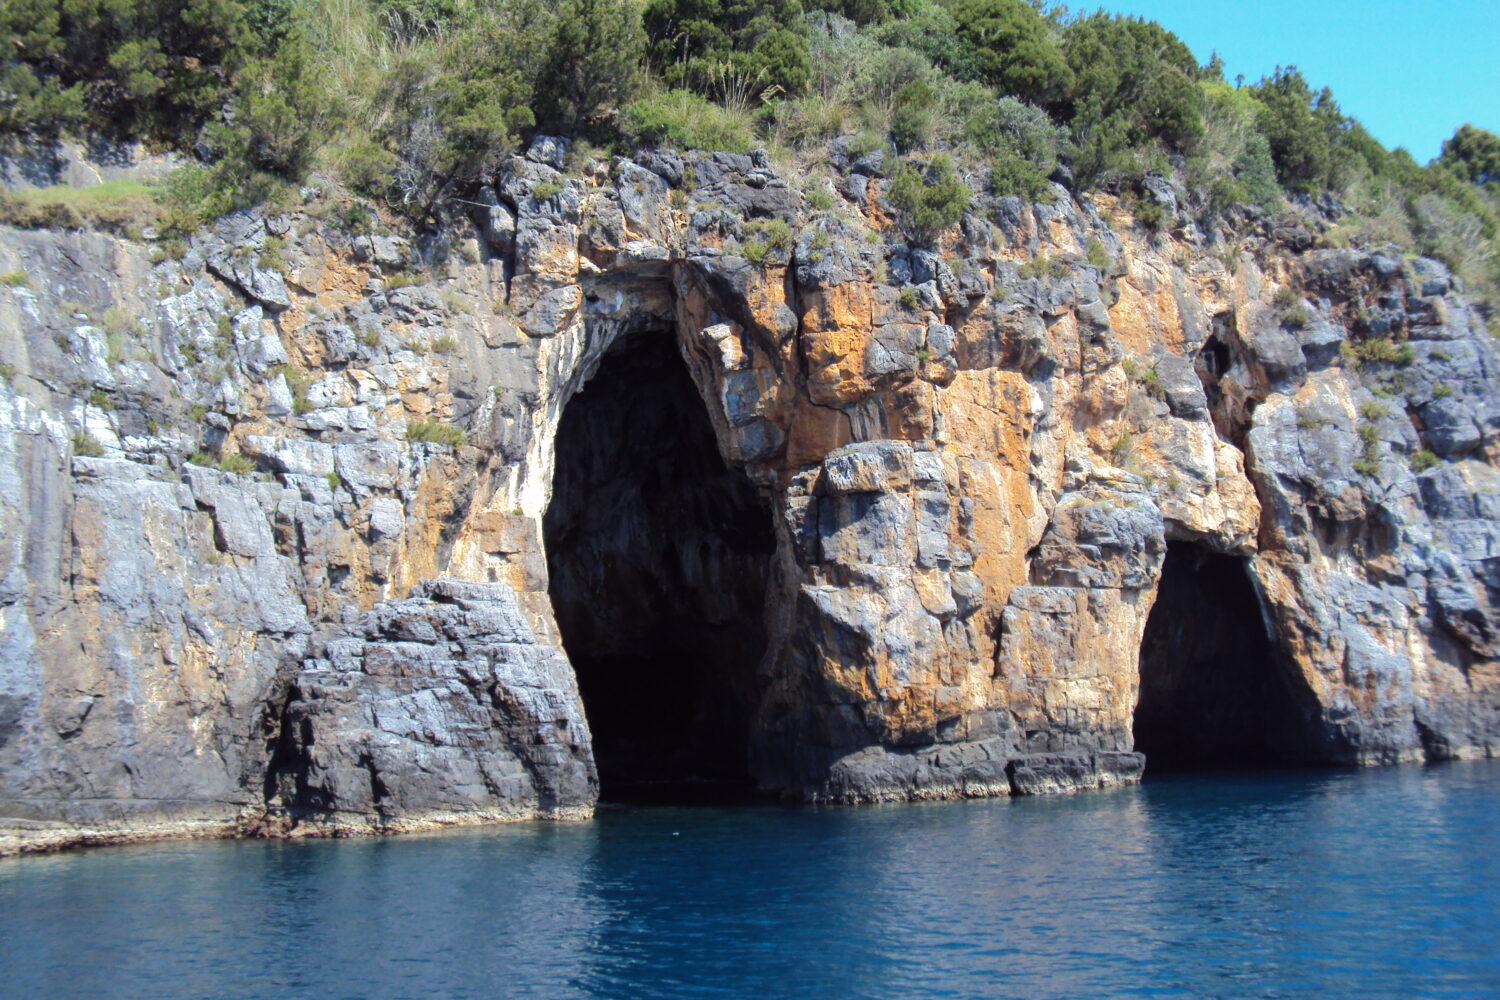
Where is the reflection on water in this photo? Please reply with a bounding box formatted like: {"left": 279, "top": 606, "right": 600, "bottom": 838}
{"left": 3, "top": 763, "right": 1498, "bottom": 999}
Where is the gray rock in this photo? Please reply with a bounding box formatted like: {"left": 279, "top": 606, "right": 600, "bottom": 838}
{"left": 474, "top": 186, "right": 517, "bottom": 251}
{"left": 275, "top": 579, "right": 595, "bottom": 825}
{"left": 206, "top": 251, "right": 292, "bottom": 311}
{"left": 525, "top": 134, "right": 569, "bottom": 170}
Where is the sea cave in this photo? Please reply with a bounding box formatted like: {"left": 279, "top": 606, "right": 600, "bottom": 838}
{"left": 1134, "top": 542, "right": 1323, "bottom": 770}
{"left": 543, "top": 328, "right": 776, "bottom": 801}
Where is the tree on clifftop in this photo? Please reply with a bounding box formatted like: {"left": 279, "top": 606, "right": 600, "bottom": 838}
{"left": 1247, "top": 66, "right": 1350, "bottom": 194}
{"left": 0, "top": 0, "right": 252, "bottom": 142}
{"left": 644, "top": 0, "right": 811, "bottom": 101}
{"left": 947, "top": 0, "right": 1071, "bottom": 109}
{"left": 543, "top": 0, "right": 646, "bottom": 134}
{"left": 1061, "top": 12, "right": 1202, "bottom": 184}
{"left": 1440, "top": 124, "right": 1500, "bottom": 187}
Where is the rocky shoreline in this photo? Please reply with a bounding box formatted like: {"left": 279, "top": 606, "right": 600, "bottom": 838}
{"left": 2, "top": 137, "right": 1496, "bottom": 854}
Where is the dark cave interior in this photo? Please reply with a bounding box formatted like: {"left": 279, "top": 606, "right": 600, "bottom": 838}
{"left": 1134, "top": 542, "right": 1321, "bottom": 771}
{"left": 543, "top": 329, "right": 775, "bottom": 802}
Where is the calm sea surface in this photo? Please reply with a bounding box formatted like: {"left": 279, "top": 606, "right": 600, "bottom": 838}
{"left": 3, "top": 763, "right": 1498, "bottom": 1000}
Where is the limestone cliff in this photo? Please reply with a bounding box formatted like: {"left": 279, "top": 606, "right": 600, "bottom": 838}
{"left": 2, "top": 137, "right": 1497, "bottom": 853}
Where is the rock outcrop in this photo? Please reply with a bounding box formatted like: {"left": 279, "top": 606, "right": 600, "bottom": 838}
{"left": 2, "top": 136, "right": 1497, "bottom": 852}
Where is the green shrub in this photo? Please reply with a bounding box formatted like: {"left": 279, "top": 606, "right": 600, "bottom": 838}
{"left": 1247, "top": 67, "right": 1350, "bottom": 194}
{"left": 890, "top": 78, "right": 937, "bottom": 153}
{"left": 430, "top": 334, "right": 457, "bottom": 353}
{"left": 1190, "top": 79, "right": 1283, "bottom": 215}
{"left": 1121, "top": 358, "right": 1164, "bottom": 398}
{"left": 269, "top": 363, "right": 313, "bottom": 414}
{"left": 540, "top": 0, "right": 645, "bottom": 133}
{"left": 948, "top": 0, "right": 1071, "bottom": 108}
{"left": 988, "top": 154, "right": 1052, "bottom": 202}
{"left": 406, "top": 419, "right": 468, "bottom": 447}
{"left": 1085, "top": 238, "right": 1110, "bottom": 271}
{"left": 873, "top": 1, "right": 974, "bottom": 80}
{"left": 620, "top": 89, "right": 754, "bottom": 152}
{"left": 218, "top": 452, "right": 255, "bottom": 476}
{"left": 1138, "top": 367, "right": 1164, "bottom": 398}
{"left": 71, "top": 431, "right": 104, "bottom": 457}
{"left": 754, "top": 218, "right": 793, "bottom": 250}
{"left": 1133, "top": 196, "right": 1167, "bottom": 231}
{"left": 1062, "top": 13, "right": 1203, "bottom": 186}
{"left": 1409, "top": 449, "right": 1440, "bottom": 473}
{"left": 1439, "top": 124, "right": 1500, "bottom": 186}
{"left": 384, "top": 271, "right": 424, "bottom": 291}
{"left": 1018, "top": 255, "right": 1068, "bottom": 281}
{"left": 644, "top": 0, "right": 810, "bottom": 99}
{"left": 532, "top": 181, "right": 563, "bottom": 201}
{"left": 1433, "top": 382, "right": 1454, "bottom": 399}
{"left": 0, "top": 0, "right": 252, "bottom": 145}
{"left": 1349, "top": 338, "right": 1416, "bottom": 366}
{"left": 886, "top": 153, "right": 968, "bottom": 246}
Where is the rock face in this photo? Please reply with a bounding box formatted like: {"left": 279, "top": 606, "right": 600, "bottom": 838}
{"left": 272, "top": 579, "right": 594, "bottom": 831}
{"left": 1, "top": 137, "right": 1497, "bottom": 851}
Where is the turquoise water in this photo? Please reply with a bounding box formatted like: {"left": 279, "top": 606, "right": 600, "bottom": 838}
{"left": 3, "top": 763, "right": 1498, "bottom": 1000}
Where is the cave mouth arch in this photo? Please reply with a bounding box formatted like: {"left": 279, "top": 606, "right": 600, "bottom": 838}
{"left": 543, "top": 328, "right": 775, "bottom": 803}
{"left": 1134, "top": 542, "right": 1321, "bottom": 771}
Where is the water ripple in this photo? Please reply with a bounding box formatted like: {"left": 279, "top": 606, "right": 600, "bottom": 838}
{"left": 2, "top": 763, "right": 1498, "bottom": 999}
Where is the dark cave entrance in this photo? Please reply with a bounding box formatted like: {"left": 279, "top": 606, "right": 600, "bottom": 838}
{"left": 1133, "top": 542, "right": 1320, "bottom": 771}
{"left": 543, "top": 329, "right": 775, "bottom": 802}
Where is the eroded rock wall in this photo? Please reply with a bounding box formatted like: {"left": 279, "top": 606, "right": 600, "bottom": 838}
{"left": 2, "top": 136, "right": 1497, "bottom": 851}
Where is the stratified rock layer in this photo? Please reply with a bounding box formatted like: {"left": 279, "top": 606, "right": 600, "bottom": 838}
{"left": 1, "top": 137, "right": 1497, "bottom": 852}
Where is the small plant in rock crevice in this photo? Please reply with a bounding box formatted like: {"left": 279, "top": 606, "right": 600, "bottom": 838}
{"left": 71, "top": 431, "right": 104, "bottom": 457}
{"left": 405, "top": 419, "right": 468, "bottom": 447}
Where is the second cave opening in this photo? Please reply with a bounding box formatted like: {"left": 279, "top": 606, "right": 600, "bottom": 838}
{"left": 1134, "top": 542, "right": 1321, "bottom": 771}
{"left": 543, "top": 328, "right": 775, "bottom": 802}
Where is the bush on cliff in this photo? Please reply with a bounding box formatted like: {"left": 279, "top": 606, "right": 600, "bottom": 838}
{"left": 887, "top": 152, "right": 968, "bottom": 245}
{"left": 947, "top": 0, "right": 1071, "bottom": 110}
{"left": 0, "top": 0, "right": 255, "bottom": 144}
{"left": 620, "top": 90, "right": 755, "bottom": 153}
{"left": 643, "top": 0, "right": 811, "bottom": 100}
{"left": 1440, "top": 124, "right": 1500, "bottom": 188}
{"left": 1188, "top": 78, "right": 1282, "bottom": 214}
{"left": 1060, "top": 12, "right": 1203, "bottom": 185}
{"left": 1246, "top": 67, "right": 1351, "bottom": 194}
{"left": 541, "top": 0, "right": 646, "bottom": 134}
{"left": 0, "top": 0, "right": 1494, "bottom": 305}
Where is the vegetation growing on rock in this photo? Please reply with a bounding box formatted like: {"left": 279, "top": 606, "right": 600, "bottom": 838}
{"left": 2, "top": 0, "right": 1495, "bottom": 297}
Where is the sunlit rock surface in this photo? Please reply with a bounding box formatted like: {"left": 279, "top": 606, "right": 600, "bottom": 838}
{"left": 2, "top": 137, "right": 1497, "bottom": 852}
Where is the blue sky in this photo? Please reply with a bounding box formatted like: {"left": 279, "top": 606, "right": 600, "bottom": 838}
{"left": 1089, "top": 0, "right": 1499, "bottom": 162}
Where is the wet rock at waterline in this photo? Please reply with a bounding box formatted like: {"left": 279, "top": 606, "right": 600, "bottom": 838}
{"left": 2, "top": 143, "right": 1499, "bottom": 853}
